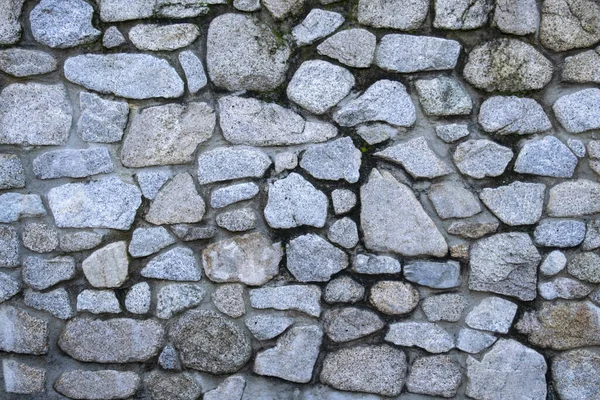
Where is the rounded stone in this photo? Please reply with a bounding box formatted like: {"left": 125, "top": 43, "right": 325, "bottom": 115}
{"left": 369, "top": 281, "right": 419, "bottom": 315}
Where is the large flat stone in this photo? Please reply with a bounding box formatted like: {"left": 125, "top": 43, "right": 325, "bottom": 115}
{"left": 0, "top": 305, "right": 48, "bottom": 355}
{"left": 376, "top": 34, "right": 461, "bottom": 73}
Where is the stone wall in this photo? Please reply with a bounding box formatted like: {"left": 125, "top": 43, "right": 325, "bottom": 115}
{"left": 1, "top": 0, "right": 600, "bottom": 399}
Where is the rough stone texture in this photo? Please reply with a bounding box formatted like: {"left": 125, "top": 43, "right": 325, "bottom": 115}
{"left": 2, "top": 359, "right": 45, "bottom": 395}
{"left": 204, "top": 376, "right": 246, "bottom": 400}
{"left": 55, "top": 370, "right": 140, "bottom": 400}
{"left": 249, "top": 285, "right": 321, "bottom": 317}
{"left": 331, "top": 189, "right": 356, "bottom": 215}
{"left": 0, "top": 0, "right": 24, "bottom": 45}
{"left": 26, "top": 288, "right": 74, "bottom": 319}
{"left": 479, "top": 96, "right": 551, "bottom": 135}
{"left": 125, "top": 282, "right": 151, "bottom": 315}
{"left": 317, "top": 29, "right": 376, "bottom": 68}
{"left": 198, "top": 146, "right": 271, "bottom": 184}
{"left": 479, "top": 181, "right": 545, "bottom": 226}
{"left": 22, "top": 221, "right": 58, "bottom": 253}
{"left": 434, "top": 0, "right": 493, "bottom": 29}
{"left": 245, "top": 314, "right": 294, "bottom": 340}
{"left": 33, "top": 147, "right": 113, "bottom": 179}
{"left": 59, "top": 231, "right": 102, "bottom": 252}
{"left": 353, "top": 253, "right": 401, "bottom": 274}
{"left": 144, "top": 371, "right": 203, "bottom": 400}
{"left": 376, "top": 35, "right": 461, "bottom": 73}
{"left": 129, "top": 23, "right": 199, "bottom": 51}
{"left": 155, "top": 283, "right": 205, "bottom": 319}
{"left": 553, "top": 89, "right": 600, "bottom": 133}
{"left": 129, "top": 226, "right": 175, "bottom": 258}
{"left": 292, "top": 9, "right": 344, "bottom": 46}
{"left": 0, "top": 154, "right": 24, "bottom": 190}
{"left": 82, "top": 241, "right": 129, "bottom": 288}
{"left": 547, "top": 179, "right": 600, "bottom": 217}
{"left": 405, "top": 260, "right": 461, "bottom": 289}
{"left": 567, "top": 252, "right": 600, "bottom": 283}
{"left": 407, "top": 355, "right": 462, "bottom": 398}
{"left": 0, "top": 49, "right": 57, "bottom": 77}
{"left": 553, "top": 350, "right": 600, "bottom": 400}
{"left": 493, "top": 0, "right": 539, "bottom": 34}
{"left": 300, "top": 137, "right": 361, "bottom": 183}
{"left": 323, "top": 307, "right": 384, "bottom": 342}
{"left": 385, "top": 322, "right": 455, "bottom": 353}
{"left": 428, "top": 181, "right": 481, "bottom": 219}
{"left": 287, "top": 234, "right": 347, "bottom": 282}
{"left": 0, "top": 305, "right": 48, "bottom": 355}
{"left": 0, "top": 193, "right": 46, "bottom": 223}
{"left": 212, "top": 284, "right": 245, "bottom": 318}
{"left": 514, "top": 136, "right": 578, "bottom": 178}
{"left": 146, "top": 173, "right": 205, "bottom": 225}
{"left": 539, "top": 277, "right": 593, "bottom": 300}
{"left": 540, "top": 0, "right": 600, "bottom": 52}
{"left": 534, "top": 219, "right": 586, "bottom": 247}
{"left": 369, "top": 281, "right": 419, "bottom": 315}
{"left": 357, "top": 0, "right": 429, "bottom": 30}
{"left": 453, "top": 139, "right": 513, "bottom": 178}
{"left": 141, "top": 246, "right": 201, "bottom": 281}
{"left": 465, "top": 297, "right": 518, "bottom": 333}
{"left": 216, "top": 208, "right": 257, "bottom": 232}
{"left": 324, "top": 276, "right": 364, "bottom": 303}
{"left": 102, "top": 26, "right": 125, "bottom": 48}
{"left": 179, "top": 50, "right": 207, "bottom": 94}
{"left": 540, "top": 250, "right": 568, "bottom": 275}
{"left": 77, "top": 92, "right": 129, "bottom": 143}
{"left": 22, "top": 256, "right": 76, "bottom": 290}
{"left": 457, "top": 327, "right": 497, "bottom": 353}
{"left": 415, "top": 76, "right": 472, "bottom": 116}
{"left": 375, "top": 137, "right": 452, "bottom": 179}
{"left": 422, "top": 293, "right": 468, "bottom": 322}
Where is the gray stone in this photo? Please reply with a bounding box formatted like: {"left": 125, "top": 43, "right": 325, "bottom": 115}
{"left": 59, "top": 231, "right": 102, "bottom": 252}
{"left": 447, "top": 219, "right": 499, "bottom": 239}
{"left": 540, "top": 0, "right": 600, "bottom": 51}
{"left": 547, "top": 179, "right": 600, "bottom": 217}
{"left": 198, "top": 146, "right": 271, "bottom": 184}
{"left": 249, "top": 285, "right": 321, "bottom": 317}
{"left": 77, "top": 289, "right": 121, "bottom": 314}
{"left": 216, "top": 208, "right": 257, "bottom": 232}
{"left": 157, "top": 345, "right": 181, "bottom": 371}
{"left": 567, "top": 252, "right": 600, "bottom": 283}
{"left": 0, "top": 305, "right": 48, "bottom": 355}
{"left": 469, "top": 232, "right": 541, "bottom": 300}
{"left": 331, "top": 189, "right": 356, "bottom": 215}
{"left": 59, "top": 317, "right": 164, "bottom": 363}
{"left": 129, "top": 23, "right": 199, "bottom": 51}
{"left": 404, "top": 260, "right": 461, "bottom": 288}
{"left": 24, "top": 288, "right": 73, "bottom": 320}
{"left": 102, "top": 26, "right": 125, "bottom": 48}
{"left": 428, "top": 181, "right": 481, "bottom": 219}
{"left": 584, "top": 219, "right": 600, "bottom": 250}
{"left": 435, "top": 123, "right": 470, "bottom": 143}
{"left": 376, "top": 35, "right": 461, "bottom": 73}
{"left": 33, "top": 147, "right": 113, "bottom": 180}
{"left": 539, "top": 277, "right": 593, "bottom": 300}
{"left": 320, "top": 345, "right": 406, "bottom": 397}
{"left": 385, "top": 322, "right": 454, "bottom": 353}
{"left": 369, "top": 281, "right": 419, "bottom": 315}
{"left": 493, "top": 0, "right": 539, "bottom": 34}
{"left": 22, "top": 256, "right": 75, "bottom": 290}
{"left": 0, "top": 272, "right": 19, "bottom": 303}
{"left": 122, "top": 102, "right": 214, "bottom": 168}
{"left": 77, "top": 92, "right": 129, "bottom": 143}
{"left": 327, "top": 217, "right": 359, "bottom": 249}
{"left": 207, "top": 14, "right": 290, "bottom": 91}
{"left": 317, "top": 29, "right": 376, "bottom": 68}
{"left": 434, "top": 0, "right": 493, "bottom": 29}
{"left": 136, "top": 170, "right": 171, "bottom": 201}
{"left": 324, "top": 276, "right": 364, "bottom": 303}
{"left": 568, "top": 138, "right": 587, "bottom": 158}
{"left": 357, "top": 0, "right": 428, "bottom": 29}
{"left": 0, "top": 82, "right": 72, "bottom": 146}
{"left": 233, "top": 0, "right": 260, "bottom": 11}
{"left": 0, "top": 193, "right": 46, "bottom": 223}
{"left": 563, "top": 47, "right": 600, "bottom": 83}
{"left": 142, "top": 246, "right": 201, "bottom": 281}
{"left": 179, "top": 50, "right": 207, "bottom": 94}
{"left": 353, "top": 253, "right": 401, "bottom": 274}
{"left": 333, "top": 80, "right": 416, "bottom": 127}
{"left": 144, "top": 371, "right": 202, "bottom": 400}
{"left": 540, "top": 250, "right": 567, "bottom": 275}
{"left": 245, "top": 314, "right": 294, "bottom": 340}
{"left": 96, "top": 0, "right": 154, "bottom": 21}
{"left": 356, "top": 123, "right": 397, "bottom": 144}
{"left": 361, "top": 169, "right": 448, "bottom": 256}
{"left": 300, "top": 137, "right": 361, "bottom": 183}
{"left": 422, "top": 293, "right": 468, "bottom": 322}
{"left": 466, "top": 339, "right": 547, "bottom": 400}
{"left": 457, "top": 327, "right": 497, "bottom": 353}
{"left": 407, "top": 355, "right": 462, "bottom": 398}
{"left": 2, "top": 360, "right": 45, "bottom": 395}
{"left": 453, "top": 139, "right": 513, "bottom": 178}
{"left": 55, "top": 370, "right": 140, "bottom": 400}
{"left": 172, "top": 224, "right": 215, "bottom": 243}
{"left": 156, "top": 283, "right": 205, "bottom": 319}
{"left": 210, "top": 183, "right": 259, "bottom": 209}
{"left": 169, "top": 310, "right": 251, "bottom": 374}
{"left": 0, "top": 226, "right": 19, "bottom": 268}
{"left": 262, "top": 0, "right": 303, "bottom": 19}
{"left": 466, "top": 297, "right": 518, "bottom": 333}
{"left": 323, "top": 307, "right": 383, "bottom": 342}
{"left": 415, "top": 76, "right": 472, "bottom": 116}
{"left": 286, "top": 234, "right": 348, "bottom": 282}
{"left": 0, "top": 49, "right": 56, "bottom": 77}
{"left": 212, "top": 284, "right": 245, "bottom": 318}
{"left": 30, "top": 0, "right": 100, "bottom": 48}
{"left": 0, "top": 0, "right": 24, "bottom": 45}
{"left": 64, "top": 54, "right": 184, "bottom": 99}
{"left": 82, "top": 241, "right": 128, "bottom": 288}
{"left": 463, "top": 39, "right": 553, "bottom": 92}
{"left": 202, "top": 233, "right": 282, "bottom": 286}
{"left": 274, "top": 152, "right": 298, "bottom": 173}
{"left": 514, "top": 136, "right": 577, "bottom": 178}
{"left": 48, "top": 177, "right": 141, "bottom": 230}
{"left": 478, "top": 96, "right": 551, "bottom": 135}
{"left": 534, "top": 219, "right": 586, "bottom": 247}
{"left": 480, "top": 181, "right": 545, "bottom": 226}
{"left": 125, "top": 282, "right": 151, "bottom": 314}
{"left": 553, "top": 349, "right": 600, "bottom": 400}
{"left": 129, "top": 226, "right": 175, "bottom": 258}
{"left": 22, "top": 221, "right": 58, "bottom": 253}
{"left": 375, "top": 136, "right": 452, "bottom": 179}
{"left": 146, "top": 173, "right": 205, "bottom": 225}
{"left": 254, "top": 325, "right": 323, "bottom": 383}
{"left": 0, "top": 154, "right": 24, "bottom": 189}
{"left": 264, "top": 173, "right": 328, "bottom": 229}
{"left": 292, "top": 9, "right": 344, "bottom": 46}
{"left": 204, "top": 376, "right": 245, "bottom": 400}
{"left": 218, "top": 95, "right": 337, "bottom": 146}
{"left": 553, "top": 89, "right": 600, "bottom": 133}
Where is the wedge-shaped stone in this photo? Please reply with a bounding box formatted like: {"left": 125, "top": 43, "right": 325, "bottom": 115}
{"left": 479, "top": 96, "right": 551, "bottom": 135}
{"left": 300, "top": 137, "right": 361, "bottom": 183}
{"left": 514, "top": 136, "right": 577, "bottom": 178}
{"left": 480, "top": 181, "right": 545, "bottom": 226}
{"left": 323, "top": 307, "right": 384, "bottom": 342}
{"left": 82, "top": 241, "right": 128, "bottom": 288}
{"left": 317, "top": 28, "right": 376, "bottom": 68}
{"left": 553, "top": 88, "right": 600, "bottom": 133}
{"left": 375, "top": 137, "right": 452, "bottom": 179}
{"left": 198, "top": 146, "right": 271, "bottom": 184}
{"left": 249, "top": 285, "right": 321, "bottom": 317}
{"left": 142, "top": 246, "right": 202, "bottom": 281}
{"left": 146, "top": 173, "right": 205, "bottom": 225}
{"left": 286, "top": 234, "right": 347, "bottom": 282}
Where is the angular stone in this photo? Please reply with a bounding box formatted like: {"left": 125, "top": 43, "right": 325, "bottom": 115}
{"left": 64, "top": 54, "right": 184, "bottom": 99}
{"left": 369, "top": 281, "right": 419, "bottom": 315}
{"left": 0, "top": 48, "right": 57, "bottom": 77}
{"left": 404, "top": 260, "right": 461, "bottom": 288}
{"left": 470, "top": 232, "right": 540, "bottom": 300}
{"left": 198, "top": 146, "right": 271, "bottom": 184}
{"left": 0, "top": 193, "right": 45, "bottom": 223}
{"left": 563, "top": 47, "right": 600, "bottom": 83}
{"left": 428, "top": 181, "right": 481, "bottom": 219}
{"left": 24, "top": 288, "right": 73, "bottom": 320}
{"left": 22, "top": 256, "right": 75, "bottom": 290}
{"left": 273, "top": 152, "right": 298, "bottom": 173}
{"left": 146, "top": 173, "right": 205, "bottom": 225}
{"left": 434, "top": 0, "right": 492, "bottom": 29}
{"left": 2, "top": 360, "right": 45, "bottom": 395}
{"left": 96, "top": 0, "right": 154, "bottom": 21}
{"left": 514, "top": 136, "right": 577, "bottom": 178}
{"left": 567, "top": 252, "right": 600, "bottom": 283}
{"left": 172, "top": 224, "right": 218, "bottom": 241}
{"left": 539, "top": 277, "right": 593, "bottom": 300}
{"left": 553, "top": 349, "right": 600, "bottom": 400}
{"left": 323, "top": 307, "right": 383, "bottom": 342}
{"left": 216, "top": 208, "right": 256, "bottom": 232}
{"left": 21, "top": 221, "right": 58, "bottom": 253}
{"left": 317, "top": 28, "right": 375, "bottom": 68}
{"left": 584, "top": 219, "right": 600, "bottom": 250}
{"left": 125, "top": 282, "right": 151, "bottom": 315}
{"left": 447, "top": 219, "right": 499, "bottom": 239}
{"left": 415, "top": 76, "right": 472, "bottom": 116}
{"left": 287, "top": 233, "right": 347, "bottom": 282}
{"left": 130, "top": 23, "right": 199, "bottom": 51}
{"left": 203, "top": 233, "right": 282, "bottom": 286}
{"left": 376, "top": 35, "right": 461, "bottom": 73}
{"left": 463, "top": 39, "right": 553, "bottom": 92}
{"left": 355, "top": 123, "right": 397, "bottom": 145}
{"left": 568, "top": 138, "right": 587, "bottom": 157}
{"left": 157, "top": 345, "right": 181, "bottom": 371}
{"left": 178, "top": 50, "right": 207, "bottom": 94}
{"left": 55, "top": 370, "right": 140, "bottom": 400}
{"left": 48, "top": 177, "right": 141, "bottom": 230}
{"left": 324, "top": 276, "right": 364, "bottom": 303}
{"left": 540, "top": 0, "right": 600, "bottom": 52}
{"left": 553, "top": 89, "right": 600, "bottom": 133}
{"left": 479, "top": 96, "right": 551, "bottom": 135}
{"left": 300, "top": 137, "right": 361, "bottom": 183}
{"left": 249, "top": 285, "right": 321, "bottom": 317}
{"left": 210, "top": 183, "right": 259, "bottom": 209}
{"left": 33, "top": 148, "right": 113, "bottom": 180}
{"left": 0, "top": 154, "right": 24, "bottom": 190}
{"left": 207, "top": 14, "right": 290, "bottom": 91}
{"left": 457, "top": 327, "right": 497, "bottom": 353}
{"left": 0, "top": 226, "right": 19, "bottom": 268}
{"left": 333, "top": 80, "right": 416, "bottom": 127}
{"left": 466, "top": 297, "right": 518, "bottom": 333}
{"left": 77, "top": 92, "right": 128, "bottom": 143}
{"left": 548, "top": 179, "right": 600, "bottom": 217}
{"left": 82, "top": 242, "right": 128, "bottom": 288}
{"left": 480, "top": 181, "right": 545, "bottom": 226}
{"left": 129, "top": 226, "right": 175, "bottom": 258}
{"left": 0, "top": 0, "right": 24, "bottom": 45}
{"left": 357, "top": 0, "right": 428, "bottom": 29}
{"left": 144, "top": 371, "right": 202, "bottom": 400}
{"left": 327, "top": 217, "right": 359, "bottom": 249}
{"left": 331, "top": 189, "right": 356, "bottom": 215}
{"left": 435, "top": 123, "right": 470, "bottom": 143}
{"left": 361, "top": 169, "right": 448, "bottom": 257}
{"left": 254, "top": 325, "right": 322, "bottom": 383}
{"left": 320, "top": 345, "right": 406, "bottom": 397}
{"left": 407, "top": 355, "right": 462, "bottom": 398}
{"left": 466, "top": 339, "right": 547, "bottom": 400}
{"left": 204, "top": 376, "right": 245, "bottom": 400}
{"left": 385, "top": 322, "right": 454, "bottom": 353}
{"left": 422, "top": 293, "right": 468, "bottom": 322}
{"left": 77, "top": 289, "right": 121, "bottom": 314}
{"left": 0, "top": 305, "right": 48, "bottom": 355}
{"left": 292, "top": 9, "right": 344, "bottom": 46}
{"left": 59, "top": 231, "right": 102, "bottom": 252}
{"left": 534, "top": 219, "right": 585, "bottom": 247}
{"left": 245, "top": 314, "right": 294, "bottom": 340}
{"left": 375, "top": 137, "right": 452, "bottom": 179}
{"left": 453, "top": 139, "right": 513, "bottom": 178}
{"left": 156, "top": 283, "right": 205, "bottom": 319}
{"left": 212, "top": 284, "right": 245, "bottom": 318}
{"left": 136, "top": 171, "right": 171, "bottom": 201}
{"left": 353, "top": 253, "right": 401, "bottom": 274}
{"left": 142, "top": 246, "right": 201, "bottom": 281}
{"left": 493, "top": 0, "right": 539, "bottom": 34}
{"left": 0, "top": 271, "right": 19, "bottom": 303}
{"left": 0, "top": 82, "right": 72, "bottom": 146}
{"left": 102, "top": 26, "right": 125, "bottom": 48}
